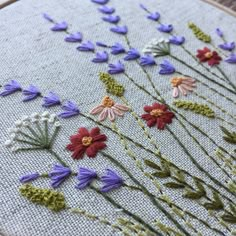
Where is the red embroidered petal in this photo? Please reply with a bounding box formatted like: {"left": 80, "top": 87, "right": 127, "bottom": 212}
{"left": 86, "top": 142, "right": 107, "bottom": 157}
{"left": 147, "top": 118, "right": 157, "bottom": 127}
{"left": 143, "top": 105, "right": 154, "bottom": 112}
{"left": 156, "top": 118, "right": 166, "bottom": 130}
{"left": 90, "top": 127, "right": 101, "bottom": 137}
{"left": 66, "top": 143, "right": 76, "bottom": 151}
{"left": 71, "top": 145, "right": 86, "bottom": 159}
{"left": 93, "top": 134, "right": 107, "bottom": 142}
{"left": 141, "top": 114, "right": 154, "bottom": 121}
{"left": 78, "top": 127, "right": 89, "bottom": 137}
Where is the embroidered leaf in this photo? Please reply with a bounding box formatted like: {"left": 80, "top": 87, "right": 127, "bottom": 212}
{"left": 164, "top": 182, "right": 185, "bottom": 189}
{"left": 220, "top": 126, "right": 236, "bottom": 144}
{"left": 204, "top": 192, "right": 224, "bottom": 210}
{"left": 152, "top": 171, "right": 171, "bottom": 178}
{"left": 221, "top": 214, "right": 236, "bottom": 223}
{"left": 174, "top": 170, "right": 185, "bottom": 183}
{"left": 173, "top": 100, "right": 215, "bottom": 118}
{"left": 230, "top": 204, "right": 236, "bottom": 215}
{"left": 99, "top": 72, "right": 125, "bottom": 97}
{"left": 19, "top": 184, "right": 66, "bottom": 212}
{"left": 188, "top": 22, "right": 211, "bottom": 43}
{"left": 144, "top": 160, "right": 161, "bottom": 170}
{"left": 183, "top": 179, "right": 206, "bottom": 199}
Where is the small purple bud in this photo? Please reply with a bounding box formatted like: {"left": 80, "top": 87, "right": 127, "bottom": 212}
{"left": 98, "top": 5, "right": 115, "bottom": 14}
{"left": 169, "top": 36, "right": 185, "bottom": 45}
{"left": 218, "top": 42, "right": 235, "bottom": 51}
{"left": 124, "top": 48, "right": 140, "bottom": 61}
{"left": 0, "top": 80, "right": 22, "bottom": 96}
{"left": 77, "top": 41, "right": 95, "bottom": 52}
{"left": 22, "top": 85, "right": 41, "bottom": 102}
{"left": 147, "top": 12, "right": 160, "bottom": 21}
{"left": 216, "top": 28, "right": 223, "bottom": 37}
{"left": 51, "top": 21, "right": 68, "bottom": 31}
{"left": 91, "top": 0, "right": 109, "bottom": 4}
{"left": 225, "top": 54, "right": 236, "bottom": 64}
{"left": 140, "top": 54, "right": 156, "bottom": 66}
{"left": 96, "top": 42, "right": 108, "bottom": 47}
{"left": 42, "top": 92, "right": 61, "bottom": 107}
{"left": 76, "top": 167, "right": 97, "bottom": 189}
{"left": 42, "top": 13, "right": 54, "bottom": 22}
{"left": 92, "top": 51, "right": 108, "bottom": 63}
{"left": 58, "top": 101, "right": 80, "bottom": 118}
{"left": 110, "top": 25, "right": 128, "bottom": 35}
{"left": 139, "top": 4, "right": 148, "bottom": 11}
{"left": 159, "top": 59, "right": 175, "bottom": 75}
{"left": 108, "top": 61, "right": 125, "bottom": 74}
{"left": 157, "top": 24, "right": 173, "bottom": 33}
{"left": 111, "top": 42, "right": 126, "bottom": 55}
{"left": 19, "top": 173, "right": 40, "bottom": 183}
{"left": 102, "top": 15, "right": 120, "bottom": 24}
{"left": 65, "top": 32, "right": 82, "bottom": 42}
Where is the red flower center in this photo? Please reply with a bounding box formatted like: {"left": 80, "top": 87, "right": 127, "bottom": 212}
{"left": 82, "top": 136, "right": 93, "bottom": 146}
{"left": 102, "top": 96, "right": 115, "bottom": 108}
{"left": 204, "top": 52, "right": 213, "bottom": 59}
{"left": 171, "top": 77, "right": 183, "bottom": 87}
{"left": 150, "top": 109, "right": 164, "bottom": 117}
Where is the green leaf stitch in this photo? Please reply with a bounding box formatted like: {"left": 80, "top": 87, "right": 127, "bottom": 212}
{"left": 188, "top": 22, "right": 211, "bottom": 43}
{"left": 204, "top": 192, "right": 224, "bottom": 211}
{"left": 220, "top": 126, "right": 236, "bottom": 144}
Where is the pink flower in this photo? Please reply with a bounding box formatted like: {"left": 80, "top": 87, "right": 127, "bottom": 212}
{"left": 90, "top": 96, "right": 129, "bottom": 122}
{"left": 171, "top": 77, "right": 196, "bottom": 98}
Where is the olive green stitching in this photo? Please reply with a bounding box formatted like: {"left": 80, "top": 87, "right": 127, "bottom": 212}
{"left": 188, "top": 22, "right": 211, "bottom": 43}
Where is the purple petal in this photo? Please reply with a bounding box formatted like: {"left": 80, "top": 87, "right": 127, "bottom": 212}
{"left": 159, "top": 59, "right": 175, "bottom": 75}
{"left": 157, "top": 24, "right": 173, "bottom": 33}
{"left": 102, "top": 15, "right": 120, "bottom": 24}
{"left": 139, "top": 4, "right": 148, "bottom": 11}
{"left": 92, "top": 51, "right": 108, "bottom": 63}
{"left": 111, "top": 42, "right": 126, "bottom": 55}
{"left": 110, "top": 25, "right": 128, "bottom": 35}
{"left": 22, "top": 85, "right": 41, "bottom": 102}
{"left": 225, "top": 54, "right": 236, "bottom": 64}
{"left": 58, "top": 101, "right": 80, "bottom": 118}
{"left": 98, "top": 5, "right": 115, "bottom": 14}
{"left": 42, "top": 13, "right": 54, "bottom": 22}
{"left": 216, "top": 28, "right": 223, "bottom": 37}
{"left": 124, "top": 48, "right": 140, "bottom": 61}
{"left": 140, "top": 54, "right": 156, "bottom": 66}
{"left": 169, "top": 36, "right": 185, "bottom": 45}
{"left": 77, "top": 41, "right": 95, "bottom": 52}
{"left": 19, "top": 173, "right": 40, "bottom": 183}
{"left": 101, "top": 169, "right": 123, "bottom": 192}
{"left": 218, "top": 42, "right": 235, "bottom": 51}
{"left": 51, "top": 21, "right": 68, "bottom": 31}
{"left": 0, "top": 80, "right": 22, "bottom": 96}
{"left": 147, "top": 12, "right": 160, "bottom": 21}
{"left": 76, "top": 167, "right": 97, "bottom": 189}
{"left": 42, "top": 92, "right": 61, "bottom": 107}
{"left": 91, "top": 0, "right": 109, "bottom": 4}
{"left": 65, "top": 32, "right": 82, "bottom": 42}
{"left": 96, "top": 42, "right": 108, "bottom": 47}
{"left": 108, "top": 61, "right": 125, "bottom": 74}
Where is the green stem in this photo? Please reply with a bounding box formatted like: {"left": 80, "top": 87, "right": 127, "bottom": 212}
{"left": 15, "top": 139, "right": 43, "bottom": 147}
{"left": 101, "top": 152, "right": 191, "bottom": 236}
{"left": 19, "top": 131, "right": 42, "bottom": 144}
{"left": 90, "top": 186, "right": 163, "bottom": 236}
{"left": 46, "top": 149, "right": 68, "bottom": 167}
{"left": 48, "top": 126, "right": 60, "bottom": 148}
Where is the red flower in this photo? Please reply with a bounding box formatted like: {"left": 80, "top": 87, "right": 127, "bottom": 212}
{"left": 67, "top": 127, "right": 107, "bottom": 159}
{"left": 141, "top": 103, "right": 174, "bottom": 130}
{"left": 196, "top": 47, "right": 222, "bottom": 66}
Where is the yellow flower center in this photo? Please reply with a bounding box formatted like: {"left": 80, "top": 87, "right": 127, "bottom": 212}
{"left": 204, "top": 52, "right": 213, "bottom": 59}
{"left": 171, "top": 77, "right": 183, "bottom": 87}
{"left": 102, "top": 96, "right": 115, "bottom": 108}
{"left": 82, "top": 136, "right": 93, "bottom": 146}
{"left": 150, "top": 109, "right": 164, "bottom": 117}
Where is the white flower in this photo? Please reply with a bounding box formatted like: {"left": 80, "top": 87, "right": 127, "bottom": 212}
{"left": 42, "top": 111, "right": 50, "bottom": 118}
{"left": 48, "top": 114, "right": 57, "bottom": 123}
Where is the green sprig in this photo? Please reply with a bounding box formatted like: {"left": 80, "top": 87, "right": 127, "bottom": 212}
{"left": 188, "top": 22, "right": 211, "bottom": 43}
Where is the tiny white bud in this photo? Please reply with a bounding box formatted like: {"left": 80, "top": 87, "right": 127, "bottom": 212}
{"left": 15, "top": 120, "right": 23, "bottom": 127}
{"left": 42, "top": 111, "right": 50, "bottom": 117}
{"left": 31, "top": 118, "right": 39, "bottom": 123}
{"left": 41, "top": 117, "right": 48, "bottom": 122}
{"left": 22, "top": 121, "right": 31, "bottom": 127}
{"left": 54, "top": 121, "right": 61, "bottom": 127}
{"left": 10, "top": 133, "right": 16, "bottom": 140}
{"left": 48, "top": 114, "right": 56, "bottom": 123}
{"left": 31, "top": 112, "right": 40, "bottom": 118}
{"left": 11, "top": 146, "right": 19, "bottom": 152}
{"left": 21, "top": 115, "right": 29, "bottom": 121}
{"left": 4, "top": 140, "right": 12, "bottom": 147}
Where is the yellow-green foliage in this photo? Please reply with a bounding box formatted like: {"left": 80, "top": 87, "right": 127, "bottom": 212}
{"left": 188, "top": 22, "right": 211, "bottom": 43}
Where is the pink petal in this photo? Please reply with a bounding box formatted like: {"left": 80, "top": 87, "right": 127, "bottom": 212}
{"left": 113, "top": 103, "right": 129, "bottom": 111}
{"left": 90, "top": 104, "right": 105, "bottom": 114}
{"left": 181, "top": 80, "right": 196, "bottom": 86}
{"left": 112, "top": 107, "right": 124, "bottom": 116}
{"left": 178, "top": 85, "right": 187, "bottom": 96}
{"left": 181, "top": 84, "right": 194, "bottom": 92}
{"left": 108, "top": 109, "right": 116, "bottom": 121}
{"left": 98, "top": 108, "right": 108, "bottom": 121}
{"left": 172, "top": 87, "right": 179, "bottom": 98}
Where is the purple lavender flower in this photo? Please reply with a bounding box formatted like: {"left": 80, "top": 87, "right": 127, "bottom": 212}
{"left": 102, "top": 15, "right": 120, "bottom": 24}
{"left": 139, "top": 3, "right": 148, "bottom": 11}
{"left": 77, "top": 41, "right": 95, "bottom": 52}
{"left": 140, "top": 54, "right": 156, "bottom": 66}
{"left": 124, "top": 48, "right": 140, "bottom": 61}
{"left": 76, "top": 167, "right": 97, "bottom": 189}
{"left": 147, "top": 12, "right": 160, "bottom": 21}
{"left": 19, "top": 173, "right": 40, "bottom": 183}
{"left": 96, "top": 42, "right": 108, "bottom": 47}
{"left": 111, "top": 43, "right": 126, "bottom": 55}
{"left": 42, "top": 13, "right": 54, "bottom": 22}
{"left": 42, "top": 92, "right": 61, "bottom": 107}
{"left": 58, "top": 101, "right": 80, "bottom": 118}
{"left": 157, "top": 24, "right": 173, "bottom": 33}
{"left": 22, "top": 85, "right": 41, "bottom": 102}
{"left": 91, "top": 0, "right": 109, "bottom": 4}
{"left": 92, "top": 51, "right": 108, "bottom": 63}
{"left": 169, "top": 36, "right": 185, "bottom": 45}
{"left": 51, "top": 21, "right": 68, "bottom": 31}
{"left": 98, "top": 5, "right": 115, "bottom": 14}
{"left": 110, "top": 25, "right": 128, "bottom": 35}
{"left": 49, "top": 164, "right": 71, "bottom": 188}
{"left": 218, "top": 42, "right": 235, "bottom": 51}
{"left": 65, "top": 32, "right": 82, "bottom": 42}
{"left": 225, "top": 54, "right": 236, "bottom": 64}
{"left": 0, "top": 80, "right": 22, "bottom": 96}
{"left": 216, "top": 28, "right": 223, "bottom": 37}
{"left": 159, "top": 59, "right": 175, "bottom": 74}
{"left": 101, "top": 169, "right": 124, "bottom": 192}
{"left": 108, "top": 61, "right": 125, "bottom": 74}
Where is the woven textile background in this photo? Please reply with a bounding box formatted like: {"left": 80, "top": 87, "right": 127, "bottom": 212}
{"left": 0, "top": 0, "right": 236, "bottom": 235}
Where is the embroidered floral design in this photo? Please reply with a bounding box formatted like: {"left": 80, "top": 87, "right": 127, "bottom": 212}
{"left": 67, "top": 127, "right": 107, "bottom": 159}
{"left": 218, "top": 42, "right": 235, "bottom": 51}
{"left": 225, "top": 54, "right": 236, "bottom": 64}
{"left": 77, "top": 41, "right": 95, "bottom": 52}
{"left": 65, "top": 32, "right": 83, "bottom": 42}
{"left": 51, "top": 21, "right": 68, "bottom": 31}
{"left": 216, "top": 28, "right": 223, "bottom": 37}
{"left": 157, "top": 24, "right": 173, "bottom": 33}
{"left": 110, "top": 25, "right": 128, "bottom": 35}
{"left": 58, "top": 101, "right": 80, "bottom": 118}
{"left": 196, "top": 47, "right": 222, "bottom": 66}
{"left": 43, "top": 13, "right": 54, "bottom": 22}
{"left": 92, "top": 51, "right": 108, "bottom": 63}
{"left": 171, "top": 77, "right": 196, "bottom": 98}
{"left": 141, "top": 103, "right": 175, "bottom": 130}
{"left": 143, "top": 38, "right": 170, "bottom": 57}
{"left": 111, "top": 42, "right": 126, "bottom": 55}
{"left": 108, "top": 61, "right": 125, "bottom": 74}
{"left": 102, "top": 15, "right": 120, "bottom": 24}
{"left": 19, "top": 173, "right": 40, "bottom": 183}
{"left": 98, "top": 5, "right": 115, "bottom": 14}
{"left": 188, "top": 22, "right": 211, "bottom": 43}
{"left": 90, "top": 96, "right": 129, "bottom": 121}
{"left": 169, "top": 36, "right": 185, "bottom": 45}
{"left": 159, "top": 60, "right": 175, "bottom": 74}
{"left": 0, "top": 80, "right": 22, "bottom": 96}
{"left": 91, "top": 0, "right": 109, "bottom": 4}
{"left": 101, "top": 169, "right": 124, "bottom": 192}
{"left": 140, "top": 54, "right": 156, "bottom": 66}
{"left": 147, "top": 12, "right": 160, "bottom": 21}
{"left": 42, "top": 92, "right": 61, "bottom": 107}
{"left": 22, "top": 85, "right": 41, "bottom": 102}
{"left": 76, "top": 167, "right": 97, "bottom": 189}
{"left": 124, "top": 48, "right": 140, "bottom": 61}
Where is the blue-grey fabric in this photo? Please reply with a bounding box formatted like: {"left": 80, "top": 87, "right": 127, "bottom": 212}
{"left": 0, "top": 0, "right": 236, "bottom": 235}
